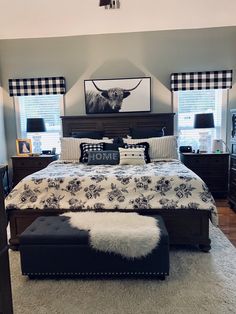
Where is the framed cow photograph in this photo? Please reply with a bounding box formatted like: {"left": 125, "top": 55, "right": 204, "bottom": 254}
{"left": 84, "top": 77, "right": 151, "bottom": 114}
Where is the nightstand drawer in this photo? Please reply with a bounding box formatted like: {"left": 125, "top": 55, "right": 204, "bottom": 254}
{"left": 181, "top": 154, "right": 229, "bottom": 170}
{"left": 183, "top": 155, "right": 227, "bottom": 169}
{"left": 12, "top": 158, "right": 50, "bottom": 169}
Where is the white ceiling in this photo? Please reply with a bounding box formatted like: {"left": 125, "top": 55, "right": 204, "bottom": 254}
{"left": 1, "top": 0, "right": 236, "bottom": 40}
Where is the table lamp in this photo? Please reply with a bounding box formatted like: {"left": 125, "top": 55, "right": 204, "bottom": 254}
{"left": 194, "top": 113, "right": 215, "bottom": 153}
{"left": 26, "top": 118, "right": 46, "bottom": 154}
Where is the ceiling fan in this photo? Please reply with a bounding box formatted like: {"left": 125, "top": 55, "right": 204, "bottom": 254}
{"left": 99, "top": 0, "right": 120, "bottom": 9}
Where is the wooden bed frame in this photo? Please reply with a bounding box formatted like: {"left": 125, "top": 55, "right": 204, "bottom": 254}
{"left": 7, "top": 113, "right": 211, "bottom": 251}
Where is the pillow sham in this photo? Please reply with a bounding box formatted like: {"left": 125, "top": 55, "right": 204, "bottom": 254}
{"left": 129, "top": 127, "right": 165, "bottom": 139}
{"left": 60, "top": 137, "right": 113, "bottom": 161}
{"left": 123, "top": 136, "right": 178, "bottom": 160}
{"left": 71, "top": 131, "right": 104, "bottom": 139}
{"left": 123, "top": 142, "right": 150, "bottom": 163}
{"left": 87, "top": 150, "right": 119, "bottom": 165}
{"left": 80, "top": 143, "right": 104, "bottom": 163}
{"left": 119, "top": 147, "right": 145, "bottom": 165}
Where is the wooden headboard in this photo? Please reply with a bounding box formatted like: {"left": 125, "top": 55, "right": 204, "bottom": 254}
{"left": 61, "top": 113, "right": 175, "bottom": 138}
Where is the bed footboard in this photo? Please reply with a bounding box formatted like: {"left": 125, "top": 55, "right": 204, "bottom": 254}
{"left": 7, "top": 208, "right": 211, "bottom": 251}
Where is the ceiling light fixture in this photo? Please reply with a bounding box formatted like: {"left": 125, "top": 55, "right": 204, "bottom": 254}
{"left": 99, "top": 0, "right": 120, "bottom": 9}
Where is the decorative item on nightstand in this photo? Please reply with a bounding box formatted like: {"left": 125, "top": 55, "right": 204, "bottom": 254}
{"left": 194, "top": 113, "right": 215, "bottom": 153}
{"left": 26, "top": 118, "right": 46, "bottom": 155}
{"left": 212, "top": 139, "right": 224, "bottom": 153}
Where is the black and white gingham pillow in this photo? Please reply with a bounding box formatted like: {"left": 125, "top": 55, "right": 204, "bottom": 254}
{"left": 80, "top": 143, "right": 104, "bottom": 163}
{"left": 124, "top": 142, "right": 150, "bottom": 163}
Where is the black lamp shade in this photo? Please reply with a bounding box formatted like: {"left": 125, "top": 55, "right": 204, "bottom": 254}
{"left": 26, "top": 118, "right": 46, "bottom": 132}
{"left": 99, "top": 0, "right": 111, "bottom": 6}
{"left": 194, "top": 113, "right": 215, "bottom": 129}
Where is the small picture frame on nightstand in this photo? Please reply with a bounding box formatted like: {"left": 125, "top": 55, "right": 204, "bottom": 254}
{"left": 16, "top": 139, "right": 32, "bottom": 156}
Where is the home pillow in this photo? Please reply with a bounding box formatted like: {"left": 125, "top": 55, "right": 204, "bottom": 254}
{"left": 80, "top": 143, "right": 104, "bottom": 163}
{"left": 60, "top": 137, "right": 113, "bottom": 161}
{"left": 123, "top": 136, "right": 178, "bottom": 160}
{"left": 119, "top": 147, "right": 146, "bottom": 165}
{"left": 87, "top": 150, "right": 119, "bottom": 165}
{"left": 123, "top": 142, "right": 150, "bottom": 163}
{"left": 129, "top": 127, "right": 165, "bottom": 139}
{"left": 71, "top": 131, "right": 104, "bottom": 139}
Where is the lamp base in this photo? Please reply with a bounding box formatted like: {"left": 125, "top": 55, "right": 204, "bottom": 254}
{"left": 198, "top": 130, "right": 212, "bottom": 153}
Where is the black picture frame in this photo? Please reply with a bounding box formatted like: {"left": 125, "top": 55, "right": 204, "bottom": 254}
{"left": 84, "top": 77, "right": 151, "bottom": 114}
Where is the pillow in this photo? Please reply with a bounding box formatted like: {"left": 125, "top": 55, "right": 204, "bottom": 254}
{"left": 123, "top": 136, "right": 178, "bottom": 160}
{"left": 104, "top": 142, "right": 124, "bottom": 151}
{"left": 80, "top": 143, "right": 104, "bottom": 163}
{"left": 87, "top": 150, "right": 119, "bottom": 165}
{"left": 71, "top": 131, "right": 104, "bottom": 139}
{"left": 113, "top": 137, "right": 124, "bottom": 144}
{"left": 124, "top": 142, "right": 150, "bottom": 163}
{"left": 119, "top": 147, "right": 145, "bottom": 165}
{"left": 60, "top": 138, "right": 113, "bottom": 161}
{"left": 129, "top": 127, "right": 165, "bottom": 139}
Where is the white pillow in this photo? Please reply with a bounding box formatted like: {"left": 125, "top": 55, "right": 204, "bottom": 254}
{"left": 119, "top": 147, "right": 145, "bottom": 165}
{"left": 60, "top": 137, "right": 113, "bottom": 161}
{"left": 123, "top": 136, "right": 178, "bottom": 160}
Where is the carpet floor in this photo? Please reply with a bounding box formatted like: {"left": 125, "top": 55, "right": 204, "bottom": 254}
{"left": 9, "top": 224, "right": 236, "bottom": 314}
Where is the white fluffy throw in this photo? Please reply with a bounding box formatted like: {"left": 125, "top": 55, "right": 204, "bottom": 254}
{"left": 62, "top": 212, "right": 160, "bottom": 259}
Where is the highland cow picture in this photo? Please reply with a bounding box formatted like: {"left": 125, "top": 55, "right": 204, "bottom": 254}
{"left": 84, "top": 77, "right": 151, "bottom": 114}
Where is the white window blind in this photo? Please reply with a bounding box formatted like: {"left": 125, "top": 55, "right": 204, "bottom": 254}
{"left": 15, "top": 95, "right": 63, "bottom": 153}
{"left": 174, "top": 89, "right": 227, "bottom": 151}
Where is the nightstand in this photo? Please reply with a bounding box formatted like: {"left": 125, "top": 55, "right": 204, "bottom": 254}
{"left": 12, "top": 155, "right": 58, "bottom": 187}
{"left": 180, "top": 153, "right": 229, "bottom": 198}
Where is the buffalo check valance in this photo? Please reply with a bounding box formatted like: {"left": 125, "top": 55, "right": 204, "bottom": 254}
{"left": 170, "top": 70, "right": 233, "bottom": 91}
{"left": 8, "top": 77, "right": 66, "bottom": 96}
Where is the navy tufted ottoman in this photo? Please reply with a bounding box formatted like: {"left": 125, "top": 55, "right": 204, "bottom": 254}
{"left": 19, "top": 215, "right": 169, "bottom": 279}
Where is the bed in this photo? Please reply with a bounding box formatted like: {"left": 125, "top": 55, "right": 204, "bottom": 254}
{"left": 6, "top": 113, "right": 216, "bottom": 251}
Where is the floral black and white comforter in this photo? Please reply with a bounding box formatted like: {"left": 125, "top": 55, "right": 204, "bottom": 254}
{"left": 5, "top": 160, "right": 218, "bottom": 226}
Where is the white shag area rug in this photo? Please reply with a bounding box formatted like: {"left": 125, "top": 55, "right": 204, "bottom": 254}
{"left": 62, "top": 212, "right": 160, "bottom": 258}
{"left": 9, "top": 224, "right": 236, "bottom": 314}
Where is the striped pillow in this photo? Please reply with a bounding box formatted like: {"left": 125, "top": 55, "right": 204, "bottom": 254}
{"left": 60, "top": 137, "right": 113, "bottom": 161}
{"left": 119, "top": 147, "right": 145, "bottom": 165}
{"left": 123, "top": 136, "right": 178, "bottom": 160}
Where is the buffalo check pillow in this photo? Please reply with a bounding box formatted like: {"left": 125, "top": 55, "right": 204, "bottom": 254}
{"left": 80, "top": 143, "right": 104, "bottom": 163}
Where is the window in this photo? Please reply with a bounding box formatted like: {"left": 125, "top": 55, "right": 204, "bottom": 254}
{"left": 15, "top": 95, "right": 64, "bottom": 153}
{"left": 173, "top": 89, "right": 227, "bottom": 151}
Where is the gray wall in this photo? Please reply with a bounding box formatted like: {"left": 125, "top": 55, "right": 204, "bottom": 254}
{"left": 0, "top": 26, "right": 235, "bottom": 160}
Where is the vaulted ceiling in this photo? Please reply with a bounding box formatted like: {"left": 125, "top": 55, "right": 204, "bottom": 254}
{"left": 0, "top": 0, "right": 236, "bottom": 40}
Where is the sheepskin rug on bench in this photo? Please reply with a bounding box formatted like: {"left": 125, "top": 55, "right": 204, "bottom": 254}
{"left": 62, "top": 212, "right": 160, "bottom": 259}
